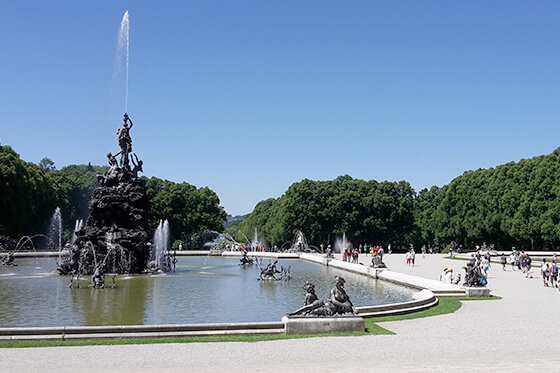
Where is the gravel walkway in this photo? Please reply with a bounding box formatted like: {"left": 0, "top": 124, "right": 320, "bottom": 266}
{"left": 4, "top": 253, "right": 559, "bottom": 372}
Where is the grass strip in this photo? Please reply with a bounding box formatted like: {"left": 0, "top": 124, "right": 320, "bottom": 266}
{"left": 0, "top": 296, "right": 500, "bottom": 348}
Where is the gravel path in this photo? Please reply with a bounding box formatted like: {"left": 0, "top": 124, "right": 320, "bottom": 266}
{"left": 4, "top": 253, "right": 559, "bottom": 372}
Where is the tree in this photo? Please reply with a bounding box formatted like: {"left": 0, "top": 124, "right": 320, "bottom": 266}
{"left": 46, "top": 164, "right": 109, "bottom": 232}
{"left": 144, "top": 177, "right": 227, "bottom": 245}
{"left": 0, "top": 146, "right": 57, "bottom": 238}
{"left": 38, "top": 157, "right": 56, "bottom": 172}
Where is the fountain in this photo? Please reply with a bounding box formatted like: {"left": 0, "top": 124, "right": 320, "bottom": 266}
{"left": 48, "top": 207, "right": 63, "bottom": 251}
{"left": 54, "top": 12, "right": 172, "bottom": 278}
{"left": 239, "top": 250, "right": 254, "bottom": 266}
{"left": 146, "top": 219, "right": 171, "bottom": 273}
{"left": 251, "top": 227, "right": 265, "bottom": 250}
{"left": 0, "top": 10, "right": 420, "bottom": 331}
{"left": 280, "top": 230, "right": 320, "bottom": 253}
{"left": 255, "top": 257, "right": 291, "bottom": 281}
{"left": 70, "top": 219, "right": 84, "bottom": 245}
{"left": 334, "top": 232, "right": 352, "bottom": 254}
{"left": 57, "top": 112, "right": 151, "bottom": 276}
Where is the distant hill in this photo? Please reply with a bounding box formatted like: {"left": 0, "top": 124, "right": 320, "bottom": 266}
{"left": 225, "top": 214, "right": 248, "bottom": 226}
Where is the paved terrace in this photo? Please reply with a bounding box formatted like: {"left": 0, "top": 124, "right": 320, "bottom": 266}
{"left": 3, "top": 253, "right": 560, "bottom": 372}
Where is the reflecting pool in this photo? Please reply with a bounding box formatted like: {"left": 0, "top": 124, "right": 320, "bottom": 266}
{"left": 0, "top": 256, "right": 415, "bottom": 327}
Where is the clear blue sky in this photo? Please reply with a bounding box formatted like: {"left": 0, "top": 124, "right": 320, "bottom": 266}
{"left": 2, "top": 1, "right": 559, "bottom": 216}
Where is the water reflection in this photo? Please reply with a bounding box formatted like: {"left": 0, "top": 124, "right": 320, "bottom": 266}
{"left": 0, "top": 257, "right": 415, "bottom": 327}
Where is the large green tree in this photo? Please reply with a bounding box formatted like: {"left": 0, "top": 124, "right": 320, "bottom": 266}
{"left": 238, "top": 175, "right": 416, "bottom": 249}
{"left": 144, "top": 177, "right": 227, "bottom": 245}
{"left": 0, "top": 146, "right": 57, "bottom": 238}
{"left": 47, "top": 163, "right": 108, "bottom": 232}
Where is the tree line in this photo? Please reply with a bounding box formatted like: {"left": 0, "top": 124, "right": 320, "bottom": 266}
{"left": 233, "top": 175, "right": 416, "bottom": 249}
{"left": 233, "top": 149, "right": 560, "bottom": 252}
{"left": 415, "top": 148, "right": 560, "bottom": 251}
{"left": 0, "top": 145, "right": 226, "bottom": 246}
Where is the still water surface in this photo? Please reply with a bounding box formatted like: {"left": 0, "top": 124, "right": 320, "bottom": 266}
{"left": 0, "top": 256, "right": 415, "bottom": 327}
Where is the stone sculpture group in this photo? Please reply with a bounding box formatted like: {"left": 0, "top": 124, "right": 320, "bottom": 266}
{"left": 287, "top": 276, "right": 357, "bottom": 317}
{"left": 58, "top": 113, "right": 152, "bottom": 277}
{"left": 258, "top": 260, "right": 291, "bottom": 281}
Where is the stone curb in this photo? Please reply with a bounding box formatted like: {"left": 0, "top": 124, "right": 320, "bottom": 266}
{"left": 0, "top": 322, "right": 285, "bottom": 341}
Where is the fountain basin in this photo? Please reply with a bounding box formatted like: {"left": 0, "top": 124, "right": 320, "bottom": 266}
{"left": 0, "top": 256, "right": 416, "bottom": 328}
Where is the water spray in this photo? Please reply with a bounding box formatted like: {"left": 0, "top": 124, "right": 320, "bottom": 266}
{"left": 117, "top": 11, "right": 130, "bottom": 113}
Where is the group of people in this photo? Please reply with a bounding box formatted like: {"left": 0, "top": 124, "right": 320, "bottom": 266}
{"left": 501, "top": 250, "right": 560, "bottom": 292}
{"left": 445, "top": 248, "right": 560, "bottom": 288}
{"left": 341, "top": 248, "right": 360, "bottom": 263}
{"left": 406, "top": 249, "right": 416, "bottom": 266}
{"left": 501, "top": 250, "right": 534, "bottom": 278}
{"left": 439, "top": 267, "right": 462, "bottom": 284}
{"left": 359, "top": 244, "right": 391, "bottom": 256}
{"left": 440, "top": 252, "right": 489, "bottom": 286}
{"left": 539, "top": 257, "right": 559, "bottom": 288}
{"left": 226, "top": 244, "right": 270, "bottom": 252}
{"left": 339, "top": 245, "right": 389, "bottom": 264}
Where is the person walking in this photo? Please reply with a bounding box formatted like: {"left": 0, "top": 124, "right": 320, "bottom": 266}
{"left": 541, "top": 259, "right": 550, "bottom": 286}
{"left": 482, "top": 256, "right": 490, "bottom": 278}
{"left": 500, "top": 253, "right": 507, "bottom": 271}
{"left": 550, "top": 259, "right": 558, "bottom": 287}
{"left": 509, "top": 252, "right": 516, "bottom": 271}
{"left": 525, "top": 253, "right": 533, "bottom": 278}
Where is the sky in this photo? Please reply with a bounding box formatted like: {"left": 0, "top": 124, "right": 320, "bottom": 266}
{"left": 1, "top": 1, "right": 559, "bottom": 216}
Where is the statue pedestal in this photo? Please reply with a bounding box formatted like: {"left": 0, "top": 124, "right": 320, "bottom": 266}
{"left": 282, "top": 315, "right": 365, "bottom": 335}
{"left": 464, "top": 287, "right": 490, "bottom": 297}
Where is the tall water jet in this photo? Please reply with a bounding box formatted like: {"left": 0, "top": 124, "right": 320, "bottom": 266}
{"left": 151, "top": 220, "right": 170, "bottom": 271}
{"left": 251, "top": 227, "right": 265, "bottom": 250}
{"left": 48, "top": 207, "right": 63, "bottom": 251}
{"left": 334, "top": 233, "right": 352, "bottom": 254}
{"left": 70, "top": 219, "right": 84, "bottom": 245}
{"left": 115, "top": 10, "right": 130, "bottom": 113}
